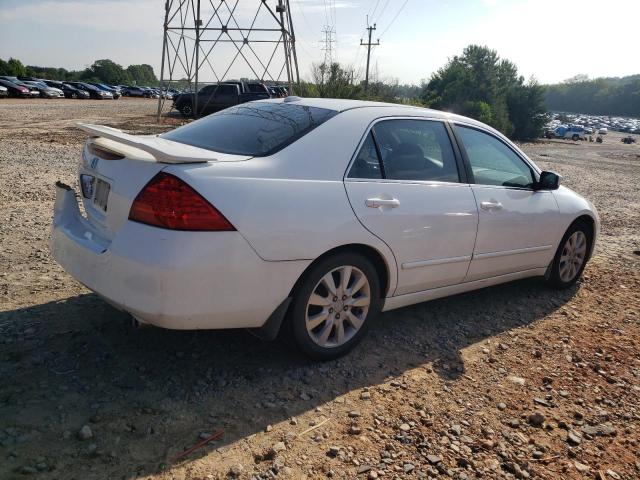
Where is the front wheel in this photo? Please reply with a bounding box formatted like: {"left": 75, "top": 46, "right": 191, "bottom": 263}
{"left": 286, "top": 253, "right": 381, "bottom": 360}
{"left": 547, "top": 222, "right": 592, "bottom": 289}
{"left": 572, "top": 134, "right": 579, "bottom": 141}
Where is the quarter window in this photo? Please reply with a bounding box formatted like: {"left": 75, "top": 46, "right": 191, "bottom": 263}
{"left": 348, "top": 119, "right": 460, "bottom": 182}
{"left": 348, "top": 131, "right": 382, "bottom": 179}
{"left": 456, "top": 126, "right": 534, "bottom": 188}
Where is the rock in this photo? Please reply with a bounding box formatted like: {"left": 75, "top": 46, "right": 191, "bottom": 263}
{"left": 508, "top": 418, "right": 520, "bottom": 428}
{"left": 507, "top": 375, "right": 525, "bottom": 386}
{"left": 299, "top": 392, "right": 311, "bottom": 401}
{"left": 497, "top": 402, "right": 507, "bottom": 411}
{"left": 533, "top": 397, "right": 551, "bottom": 407}
{"left": 77, "top": 425, "right": 93, "bottom": 440}
{"left": 427, "top": 454, "right": 442, "bottom": 465}
{"left": 327, "top": 446, "right": 340, "bottom": 457}
{"left": 348, "top": 426, "right": 362, "bottom": 435}
{"left": 357, "top": 465, "right": 372, "bottom": 474}
{"left": 229, "top": 464, "right": 244, "bottom": 477}
{"left": 574, "top": 461, "right": 590, "bottom": 473}
{"left": 532, "top": 450, "right": 544, "bottom": 459}
{"left": 399, "top": 423, "right": 411, "bottom": 432}
{"left": 567, "top": 431, "right": 582, "bottom": 446}
{"left": 360, "top": 391, "right": 371, "bottom": 400}
{"left": 368, "top": 471, "right": 379, "bottom": 479}
{"left": 272, "top": 441, "right": 286, "bottom": 453}
{"left": 527, "top": 412, "right": 545, "bottom": 427}
{"left": 403, "top": 462, "right": 415, "bottom": 473}
{"left": 348, "top": 410, "right": 361, "bottom": 418}
{"left": 606, "top": 470, "right": 621, "bottom": 480}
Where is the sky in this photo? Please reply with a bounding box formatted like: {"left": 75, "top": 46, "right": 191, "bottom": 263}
{"left": 1, "top": 0, "right": 639, "bottom": 85}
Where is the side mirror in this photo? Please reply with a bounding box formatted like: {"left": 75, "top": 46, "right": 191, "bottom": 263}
{"left": 535, "top": 171, "right": 561, "bottom": 191}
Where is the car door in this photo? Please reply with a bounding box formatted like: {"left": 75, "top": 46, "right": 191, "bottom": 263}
{"left": 344, "top": 118, "right": 478, "bottom": 296}
{"left": 196, "top": 85, "right": 217, "bottom": 114}
{"left": 453, "top": 124, "right": 562, "bottom": 281}
{"left": 212, "top": 84, "right": 239, "bottom": 111}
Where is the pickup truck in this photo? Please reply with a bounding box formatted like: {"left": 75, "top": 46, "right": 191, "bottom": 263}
{"left": 173, "top": 82, "right": 271, "bottom": 117}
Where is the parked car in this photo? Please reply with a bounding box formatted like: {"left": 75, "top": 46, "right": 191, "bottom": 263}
{"left": 89, "top": 83, "right": 121, "bottom": 99}
{"left": 121, "top": 86, "right": 147, "bottom": 97}
{"left": 64, "top": 82, "right": 113, "bottom": 99}
{"left": 0, "top": 78, "right": 35, "bottom": 97}
{"left": 22, "top": 81, "right": 64, "bottom": 98}
{"left": 51, "top": 98, "right": 599, "bottom": 359}
{"left": 598, "top": 127, "right": 608, "bottom": 135}
{"left": 0, "top": 85, "right": 7, "bottom": 98}
{"left": 172, "top": 81, "right": 271, "bottom": 116}
{"left": 554, "top": 125, "right": 587, "bottom": 141}
{"left": 42, "top": 80, "right": 90, "bottom": 99}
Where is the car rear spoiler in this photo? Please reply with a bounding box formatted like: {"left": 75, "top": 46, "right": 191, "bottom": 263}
{"left": 77, "top": 123, "right": 217, "bottom": 164}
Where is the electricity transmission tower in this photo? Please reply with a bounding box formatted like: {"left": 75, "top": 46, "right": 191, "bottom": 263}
{"left": 360, "top": 23, "right": 379, "bottom": 91}
{"left": 319, "top": 24, "right": 335, "bottom": 83}
{"left": 320, "top": 25, "right": 336, "bottom": 67}
{"left": 157, "top": 0, "right": 299, "bottom": 119}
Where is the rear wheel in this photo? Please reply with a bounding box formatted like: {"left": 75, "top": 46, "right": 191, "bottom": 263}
{"left": 179, "top": 103, "right": 193, "bottom": 117}
{"left": 572, "top": 134, "right": 579, "bottom": 141}
{"left": 547, "top": 221, "right": 592, "bottom": 289}
{"left": 287, "top": 253, "right": 381, "bottom": 360}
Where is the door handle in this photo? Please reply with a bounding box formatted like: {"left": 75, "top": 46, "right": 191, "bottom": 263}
{"left": 480, "top": 200, "right": 503, "bottom": 211}
{"left": 366, "top": 197, "right": 400, "bottom": 208}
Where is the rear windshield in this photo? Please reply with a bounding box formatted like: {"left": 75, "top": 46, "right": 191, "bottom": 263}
{"left": 161, "top": 102, "right": 339, "bottom": 156}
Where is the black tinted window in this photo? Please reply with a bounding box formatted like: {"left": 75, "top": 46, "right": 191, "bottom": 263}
{"left": 216, "top": 85, "right": 237, "bottom": 95}
{"left": 348, "top": 131, "right": 382, "bottom": 179}
{"left": 162, "top": 102, "right": 338, "bottom": 156}
{"left": 374, "top": 119, "right": 459, "bottom": 182}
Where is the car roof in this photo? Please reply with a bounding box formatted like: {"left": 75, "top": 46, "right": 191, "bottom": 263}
{"left": 255, "top": 97, "right": 490, "bottom": 130}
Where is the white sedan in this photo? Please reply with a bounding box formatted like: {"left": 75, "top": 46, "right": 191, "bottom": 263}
{"left": 51, "top": 98, "right": 599, "bottom": 359}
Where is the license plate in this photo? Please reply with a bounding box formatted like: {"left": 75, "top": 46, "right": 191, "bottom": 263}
{"left": 93, "top": 178, "right": 110, "bottom": 212}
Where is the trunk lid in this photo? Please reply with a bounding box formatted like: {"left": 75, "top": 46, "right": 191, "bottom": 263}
{"left": 76, "top": 125, "right": 251, "bottom": 240}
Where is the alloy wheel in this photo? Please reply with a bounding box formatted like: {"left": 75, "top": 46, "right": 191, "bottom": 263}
{"left": 559, "top": 231, "right": 587, "bottom": 282}
{"left": 305, "top": 265, "right": 370, "bottom": 348}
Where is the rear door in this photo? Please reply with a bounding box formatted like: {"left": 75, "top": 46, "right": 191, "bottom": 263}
{"left": 344, "top": 118, "right": 478, "bottom": 296}
{"left": 213, "top": 84, "right": 239, "bottom": 111}
{"left": 452, "top": 124, "right": 562, "bottom": 281}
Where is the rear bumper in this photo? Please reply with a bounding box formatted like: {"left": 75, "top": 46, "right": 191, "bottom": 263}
{"left": 50, "top": 183, "right": 308, "bottom": 330}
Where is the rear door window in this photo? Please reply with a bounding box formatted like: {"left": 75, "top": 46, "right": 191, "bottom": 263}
{"left": 162, "top": 102, "right": 338, "bottom": 156}
{"left": 348, "top": 119, "right": 459, "bottom": 182}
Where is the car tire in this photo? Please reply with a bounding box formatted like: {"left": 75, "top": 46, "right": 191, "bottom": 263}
{"left": 179, "top": 104, "right": 193, "bottom": 117}
{"left": 546, "top": 220, "right": 592, "bottom": 289}
{"left": 286, "top": 252, "right": 382, "bottom": 360}
{"left": 71, "top": 93, "right": 77, "bottom": 99}
{"left": 572, "top": 134, "right": 579, "bottom": 141}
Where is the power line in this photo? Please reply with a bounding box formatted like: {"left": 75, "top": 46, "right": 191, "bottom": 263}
{"left": 379, "top": 0, "right": 410, "bottom": 38}
{"left": 372, "top": 0, "right": 391, "bottom": 25}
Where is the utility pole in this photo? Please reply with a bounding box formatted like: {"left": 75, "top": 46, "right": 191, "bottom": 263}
{"left": 360, "top": 23, "right": 379, "bottom": 91}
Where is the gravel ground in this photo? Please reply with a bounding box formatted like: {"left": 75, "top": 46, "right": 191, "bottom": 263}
{"left": 0, "top": 98, "right": 639, "bottom": 480}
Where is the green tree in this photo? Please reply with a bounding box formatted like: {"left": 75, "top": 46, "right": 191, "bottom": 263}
{"left": 5, "top": 57, "right": 26, "bottom": 76}
{"left": 126, "top": 64, "right": 158, "bottom": 85}
{"left": 82, "top": 59, "right": 130, "bottom": 84}
{"left": 421, "top": 45, "right": 547, "bottom": 140}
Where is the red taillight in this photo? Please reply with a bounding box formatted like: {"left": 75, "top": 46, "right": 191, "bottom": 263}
{"left": 128, "top": 172, "right": 235, "bottom": 231}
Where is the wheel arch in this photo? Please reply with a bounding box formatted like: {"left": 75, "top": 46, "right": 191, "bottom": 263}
{"left": 570, "top": 214, "right": 596, "bottom": 260}
{"left": 288, "top": 243, "right": 392, "bottom": 299}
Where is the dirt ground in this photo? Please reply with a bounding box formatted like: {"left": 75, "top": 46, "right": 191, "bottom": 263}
{"left": 0, "top": 98, "right": 639, "bottom": 480}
